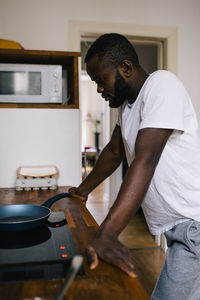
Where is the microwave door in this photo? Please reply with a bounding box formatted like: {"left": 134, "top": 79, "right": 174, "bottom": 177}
{"left": 0, "top": 71, "right": 43, "bottom": 103}
{"left": 0, "top": 64, "right": 62, "bottom": 103}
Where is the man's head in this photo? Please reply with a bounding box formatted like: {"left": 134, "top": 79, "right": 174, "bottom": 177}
{"left": 85, "top": 33, "right": 139, "bottom": 69}
{"left": 85, "top": 33, "right": 140, "bottom": 108}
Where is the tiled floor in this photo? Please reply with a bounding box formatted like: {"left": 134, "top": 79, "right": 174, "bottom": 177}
{"left": 86, "top": 181, "right": 110, "bottom": 225}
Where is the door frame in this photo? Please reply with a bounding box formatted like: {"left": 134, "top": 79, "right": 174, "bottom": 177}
{"left": 68, "top": 20, "right": 178, "bottom": 206}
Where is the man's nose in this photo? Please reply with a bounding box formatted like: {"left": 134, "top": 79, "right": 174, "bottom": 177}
{"left": 97, "top": 85, "right": 104, "bottom": 93}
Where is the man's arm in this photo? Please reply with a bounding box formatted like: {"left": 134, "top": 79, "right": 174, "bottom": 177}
{"left": 69, "top": 124, "right": 125, "bottom": 199}
{"left": 86, "top": 127, "right": 173, "bottom": 277}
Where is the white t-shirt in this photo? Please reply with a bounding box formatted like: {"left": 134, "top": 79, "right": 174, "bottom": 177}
{"left": 117, "top": 70, "right": 200, "bottom": 235}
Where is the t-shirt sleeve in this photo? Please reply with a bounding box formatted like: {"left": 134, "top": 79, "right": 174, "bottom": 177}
{"left": 139, "top": 74, "right": 185, "bottom": 132}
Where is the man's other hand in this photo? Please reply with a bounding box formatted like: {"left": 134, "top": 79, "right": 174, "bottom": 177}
{"left": 86, "top": 232, "right": 136, "bottom": 278}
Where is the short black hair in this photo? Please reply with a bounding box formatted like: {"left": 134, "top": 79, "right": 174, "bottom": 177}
{"left": 85, "top": 33, "right": 139, "bottom": 68}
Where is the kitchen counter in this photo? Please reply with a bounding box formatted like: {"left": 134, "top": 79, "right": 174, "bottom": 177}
{"left": 0, "top": 187, "right": 149, "bottom": 300}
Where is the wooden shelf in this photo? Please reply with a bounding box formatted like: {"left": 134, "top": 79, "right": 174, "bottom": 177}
{"left": 0, "top": 49, "right": 81, "bottom": 109}
{"left": 0, "top": 103, "right": 79, "bottom": 109}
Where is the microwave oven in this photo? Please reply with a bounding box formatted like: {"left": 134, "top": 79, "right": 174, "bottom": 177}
{"left": 0, "top": 63, "right": 68, "bottom": 104}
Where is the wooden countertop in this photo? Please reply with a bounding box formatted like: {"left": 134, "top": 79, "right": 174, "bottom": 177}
{"left": 0, "top": 187, "right": 149, "bottom": 300}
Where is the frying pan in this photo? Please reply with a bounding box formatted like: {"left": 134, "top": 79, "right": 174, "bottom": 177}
{"left": 0, "top": 192, "right": 80, "bottom": 232}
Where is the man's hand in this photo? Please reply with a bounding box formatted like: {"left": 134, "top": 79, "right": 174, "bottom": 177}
{"left": 86, "top": 231, "right": 136, "bottom": 278}
{"left": 68, "top": 186, "right": 88, "bottom": 202}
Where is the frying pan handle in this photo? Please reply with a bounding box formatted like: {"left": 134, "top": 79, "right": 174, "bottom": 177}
{"left": 42, "top": 193, "right": 72, "bottom": 208}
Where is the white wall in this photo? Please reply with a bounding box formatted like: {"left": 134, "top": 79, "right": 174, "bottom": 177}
{"left": 0, "top": 109, "right": 81, "bottom": 187}
{"left": 0, "top": 0, "right": 200, "bottom": 187}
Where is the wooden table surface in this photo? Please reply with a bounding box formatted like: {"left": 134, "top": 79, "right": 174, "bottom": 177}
{"left": 0, "top": 187, "right": 149, "bottom": 300}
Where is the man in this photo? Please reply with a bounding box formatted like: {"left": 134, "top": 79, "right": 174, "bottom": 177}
{"left": 69, "top": 33, "right": 200, "bottom": 299}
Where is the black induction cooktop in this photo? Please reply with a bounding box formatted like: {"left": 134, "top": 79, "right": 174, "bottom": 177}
{"left": 0, "top": 212, "right": 82, "bottom": 283}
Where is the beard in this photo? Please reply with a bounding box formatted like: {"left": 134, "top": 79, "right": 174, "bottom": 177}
{"left": 109, "top": 70, "right": 131, "bottom": 108}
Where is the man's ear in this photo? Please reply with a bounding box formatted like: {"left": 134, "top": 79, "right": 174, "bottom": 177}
{"left": 118, "top": 60, "right": 134, "bottom": 78}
